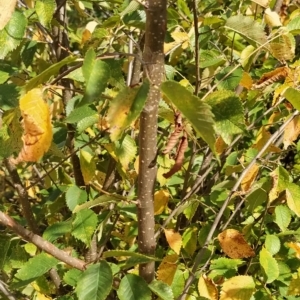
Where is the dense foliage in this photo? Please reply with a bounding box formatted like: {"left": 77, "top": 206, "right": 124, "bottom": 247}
{"left": 1, "top": 0, "right": 300, "bottom": 299}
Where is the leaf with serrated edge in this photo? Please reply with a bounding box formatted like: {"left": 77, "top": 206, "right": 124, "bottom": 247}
{"left": 76, "top": 262, "right": 112, "bottom": 300}
{"left": 149, "top": 280, "right": 174, "bottom": 300}
{"left": 0, "top": 11, "right": 27, "bottom": 59}
{"left": 161, "top": 81, "right": 215, "bottom": 153}
{"left": 205, "top": 91, "right": 245, "bottom": 144}
{"left": 275, "top": 205, "right": 291, "bottom": 231}
{"left": 259, "top": 247, "right": 279, "bottom": 283}
{"left": 164, "top": 229, "right": 182, "bottom": 255}
{"left": 66, "top": 185, "right": 88, "bottom": 212}
{"left": 220, "top": 276, "right": 255, "bottom": 300}
{"left": 225, "top": 15, "right": 267, "bottom": 46}
{"left": 115, "top": 135, "right": 137, "bottom": 171}
{"left": 16, "top": 253, "right": 58, "bottom": 281}
{"left": 265, "top": 235, "right": 281, "bottom": 256}
{"left": 35, "top": 0, "right": 56, "bottom": 27}
{"left": 72, "top": 209, "right": 98, "bottom": 246}
{"left": 286, "top": 183, "right": 300, "bottom": 217}
{"left": 198, "top": 275, "right": 218, "bottom": 300}
{"left": 117, "top": 274, "right": 151, "bottom": 300}
{"left": 218, "top": 229, "right": 255, "bottom": 259}
{"left": 157, "top": 254, "right": 178, "bottom": 285}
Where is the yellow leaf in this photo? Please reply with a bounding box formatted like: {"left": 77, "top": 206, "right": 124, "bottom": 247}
{"left": 154, "top": 190, "right": 169, "bottom": 215}
{"left": 15, "top": 89, "right": 52, "bottom": 163}
{"left": 241, "top": 163, "right": 259, "bottom": 192}
{"left": 220, "top": 276, "right": 255, "bottom": 300}
{"left": 164, "top": 229, "right": 182, "bottom": 255}
{"left": 288, "top": 272, "right": 300, "bottom": 296}
{"left": 80, "top": 150, "right": 96, "bottom": 184}
{"left": 239, "top": 72, "right": 253, "bottom": 89}
{"left": 252, "top": 126, "right": 281, "bottom": 154}
{"left": 198, "top": 275, "right": 218, "bottom": 300}
{"left": 283, "top": 115, "right": 300, "bottom": 149}
{"left": 157, "top": 254, "right": 178, "bottom": 285}
{"left": 0, "top": 0, "right": 17, "bottom": 30}
{"left": 287, "top": 242, "right": 300, "bottom": 259}
{"left": 34, "top": 292, "right": 52, "bottom": 300}
{"left": 218, "top": 229, "right": 255, "bottom": 259}
{"left": 215, "top": 136, "right": 227, "bottom": 155}
{"left": 251, "top": 0, "right": 270, "bottom": 8}
{"left": 81, "top": 21, "right": 98, "bottom": 45}
{"left": 24, "top": 0, "right": 35, "bottom": 8}
{"left": 264, "top": 8, "right": 282, "bottom": 27}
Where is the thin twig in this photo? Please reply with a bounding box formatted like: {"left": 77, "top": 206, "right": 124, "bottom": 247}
{"left": 177, "top": 110, "right": 299, "bottom": 300}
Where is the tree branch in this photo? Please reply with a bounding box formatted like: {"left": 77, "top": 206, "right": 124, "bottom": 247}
{"left": 137, "top": 0, "right": 167, "bottom": 283}
{"left": 0, "top": 210, "right": 86, "bottom": 271}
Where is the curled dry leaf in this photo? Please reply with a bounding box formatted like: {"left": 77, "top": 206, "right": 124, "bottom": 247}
{"left": 14, "top": 89, "right": 52, "bottom": 163}
{"left": 218, "top": 229, "right": 255, "bottom": 259}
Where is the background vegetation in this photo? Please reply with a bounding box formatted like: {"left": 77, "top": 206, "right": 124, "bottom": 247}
{"left": 1, "top": 0, "right": 300, "bottom": 299}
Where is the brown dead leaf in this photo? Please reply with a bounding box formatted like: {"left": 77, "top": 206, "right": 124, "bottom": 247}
{"left": 218, "top": 229, "right": 255, "bottom": 259}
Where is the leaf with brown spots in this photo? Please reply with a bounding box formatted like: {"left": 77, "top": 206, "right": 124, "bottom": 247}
{"left": 218, "top": 229, "right": 255, "bottom": 259}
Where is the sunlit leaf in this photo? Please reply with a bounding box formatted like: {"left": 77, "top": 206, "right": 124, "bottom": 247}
{"left": 265, "top": 235, "right": 281, "bottom": 255}
{"left": 80, "top": 150, "right": 96, "bottom": 184}
{"left": 225, "top": 15, "right": 267, "bottom": 46}
{"left": 164, "top": 229, "right": 182, "bottom": 255}
{"left": 205, "top": 90, "right": 245, "bottom": 144}
{"left": 154, "top": 190, "right": 169, "bottom": 215}
{"left": 157, "top": 254, "right": 178, "bottom": 285}
{"left": 218, "top": 229, "right": 255, "bottom": 259}
{"left": 0, "top": 0, "right": 17, "bottom": 30}
{"left": 241, "top": 163, "right": 260, "bottom": 192}
{"left": 220, "top": 276, "right": 255, "bottom": 300}
{"left": 0, "top": 11, "right": 27, "bottom": 59}
{"left": 286, "top": 183, "right": 300, "bottom": 217}
{"left": 275, "top": 205, "right": 291, "bottom": 231}
{"left": 149, "top": 280, "right": 174, "bottom": 300}
{"left": 35, "top": 0, "right": 56, "bottom": 27}
{"left": 14, "top": 88, "right": 52, "bottom": 163}
{"left": 161, "top": 81, "right": 216, "bottom": 153}
{"left": 107, "top": 81, "right": 149, "bottom": 141}
{"left": 259, "top": 247, "right": 279, "bottom": 283}
{"left": 198, "top": 275, "right": 218, "bottom": 300}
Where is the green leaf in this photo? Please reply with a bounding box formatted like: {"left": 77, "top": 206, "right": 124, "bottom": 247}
{"left": 123, "top": 256, "right": 159, "bottom": 270}
{"left": 43, "top": 220, "right": 72, "bottom": 242}
{"left": 148, "top": 280, "right": 174, "bottom": 300}
{"left": 199, "top": 49, "right": 226, "bottom": 68}
{"left": 26, "top": 55, "right": 77, "bottom": 90}
{"left": 259, "top": 247, "right": 279, "bottom": 283}
{"left": 72, "top": 209, "right": 98, "bottom": 245}
{"left": 0, "top": 84, "right": 19, "bottom": 110}
{"left": 215, "top": 67, "right": 243, "bottom": 91}
{"left": 205, "top": 90, "right": 245, "bottom": 144}
{"left": 76, "top": 262, "right": 113, "bottom": 300}
{"left": 161, "top": 81, "right": 216, "bottom": 153}
{"left": 63, "top": 269, "right": 82, "bottom": 287}
{"left": 80, "top": 150, "right": 96, "bottom": 184}
{"left": 265, "top": 235, "right": 281, "bottom": 255}
{"left": 225, "top": 15, "right": 267, "bottom": 46}
{"left": 77, "top": 114, "right": 99, "bottom": 133}
{"left": 275, "top": 205, "right": 291, "bottom": 231}
{"left": 107, "top": 81, "right": 149, "bottom": 141}
{"left": 82, "top": 48, "right": 110, "bottom": 103}
{"left": 117, "top": 274, "right": 152, "bottom": 300}
{"left": 286, "top": 183, "right": 300, "bottom": 217}
{"left": 16, "top": 253, "right": 58, "bottom": 281}
{"left": 66, "top": 185, "right": 88, "bottom": 212}
{"left": 35, "top": 0, "right": 56, "bottom": 27}
{"left": 0, "top": 11, "right": 27, "bottom": 59}
{"left": 209, "top": 257, "right": 244, "bottom": 279}
{"left": 66, "top": 104, "right": 97, "bottom": 124}
{"left": 0, "top": 235, "right": 11, "bottom": 269}
{"left": 287, "top": 16, "right": 300, "bottom": 34}
{"left": 283, "top": 87, "right": 300, "bottom": 111}
{"left": 115, "top": 135, "right": 137, "bottom": 171}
